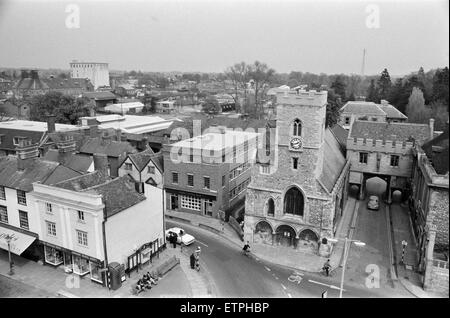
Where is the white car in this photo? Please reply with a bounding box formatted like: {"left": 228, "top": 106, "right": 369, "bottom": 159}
{"left": 367, "top": 195, "right": 380, "bottom": 210}
{"left": 165, "top": 227, "right": 195, "bottom": 246}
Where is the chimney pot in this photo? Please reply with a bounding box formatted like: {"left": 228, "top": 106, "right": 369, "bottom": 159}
{"left": 47, "top": 115, "right": 56, "bottom": 133}
{"left": 429, "top": 118, "right": 435, "bottom": 139}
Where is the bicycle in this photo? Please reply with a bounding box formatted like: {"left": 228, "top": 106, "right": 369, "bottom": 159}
{"left": 320, "top": 266, "right": 334, "bottom": 277}
{"left": 242, "top": 249, "right": 251, "bottom": 258}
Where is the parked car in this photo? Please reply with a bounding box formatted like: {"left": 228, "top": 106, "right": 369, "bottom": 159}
{"left": 367, "top": 195, "right": 380, "bottom": 210}
{"left": 165, "top": 227, "right": 195, "bottom": 246}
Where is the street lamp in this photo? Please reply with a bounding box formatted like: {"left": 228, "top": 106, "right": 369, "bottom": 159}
{"left": 339, "top": 237, "right": 365, "bottom": 298}
{"left": 4, "top": 234, "right": 14, "bottom": 276}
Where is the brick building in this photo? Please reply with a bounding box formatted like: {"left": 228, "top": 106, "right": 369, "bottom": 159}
{"left": 410, "top": 126, "right": 449, "bottom": 294}
{"left": 244, "top": 90, "right": 350, "bottom": 256}
{"left": 163, "top": 129, "right": 259, "bottom": 219}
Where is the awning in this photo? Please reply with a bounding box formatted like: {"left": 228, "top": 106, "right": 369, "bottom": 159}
{"left": 0, "top": 227, "right": 36, "bottom": 256}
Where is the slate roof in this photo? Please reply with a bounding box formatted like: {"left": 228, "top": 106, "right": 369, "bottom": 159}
{"left": 340, "top": 101, "right": 386, "bottom": 116}
{"left": 318, "top": 129, "right": 347, "bottom": 193}
{"left": 378, "top": 104, "right": 408, "bottom": 119}
{"left": 0, "top": 128, "right": 44, "bottom": 151}
{"left": 43, "top": 149, "right": 93, "bottom": 173}
{"left": 82, "top": 91, "right": 117, "bottom": 100}
{"left": 422, "top": 126, "right": 449, "bottom": 175}
{"left": 79, "top": 137, "right": 136, "bottom": 158}
{"left": 0, "top": 156, "right": 82, "bottom": 192}
{"left": 350, "top": 121, "right": 431, "bottom": 144}
{"left": 54, "top": 173, "right": 146, "bottom": 218}
{"left": 44, "top": 78, "right": 93, "bottom": 90}
{"left": 330, "top": 124, "right": 348, "bottom": 153}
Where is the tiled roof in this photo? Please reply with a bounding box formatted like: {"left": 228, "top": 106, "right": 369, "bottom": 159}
{"left": 340, "top": 101, "right": 386, "bottom": 116}
{"left": 422, "top": 126, "right": 449, "bottom": 175}
{"left": 330, "top": 124, "right": 348, "bottom": 152}
{"left": 85, "top": 174, "right": 146, "bottom": 218}
{"left": 15, "top": 78, "right": 49, "bottom": 90}
{"left": 0, "top": 128, "right": 44, "bottom": 151}
{"left": 44, "top": 78, "right": 93, "bottom": 90}
{"left": 0, "top": 156, "right": 81, "bottom": 192}
{"left": 350, "top": 121, "right": 431, "bottom": 144}
{"left": 378, "top": 104, "right": 407, "bottom": 119}
{"left": 79, "top": 137, "right": 136, "bottom": 158}
{"left": 318, "top": 129, "right": 347, "bottom": 193}
{"left": 54, "top": 171, "right": 111, "bottom": 191}
{"left": 43, "top": 149, "right": 93, "bottom": 173}
{"left": 128, "top": 148, "right": 155, "bottom": 171}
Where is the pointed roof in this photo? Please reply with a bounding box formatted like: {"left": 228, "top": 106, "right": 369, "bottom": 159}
{"left": 318, "top": 129, "right": 347, "bottom": 193}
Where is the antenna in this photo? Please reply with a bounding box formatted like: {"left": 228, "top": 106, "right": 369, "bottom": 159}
{"left": 361, "top": 48, "right": 366, "bottom": 76}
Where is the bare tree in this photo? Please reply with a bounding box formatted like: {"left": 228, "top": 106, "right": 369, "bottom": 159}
{"left": 224, "top": 62, "right": 251, "bottom": 113}
{"left": 248, "top": 61, "right": 275, "bottom": 119}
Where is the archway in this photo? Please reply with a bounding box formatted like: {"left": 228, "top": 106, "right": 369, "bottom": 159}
{"left": 275, "top": 224, "right": 296, "bottom": 248}
{"left": 254, "top": 221, "right": 273, "bottom": 245}
{"left": 392, "top": 190, "right": 402, "bottom": 203}
{"left": 365, "top": 176, "right": 387, "bottom": 197}
{"left": 283, "top": 187, "right": 304, "bottom": 216}
{"left": 298, "top": 229, "right": 319, "bottom": 252}
{"left": 349, "top": 184, "right": 359, "bottom": 198}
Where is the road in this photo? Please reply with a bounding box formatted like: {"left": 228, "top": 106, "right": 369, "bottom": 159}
{"left": 167, "top": 220, "right": 397, "bottom": 298}
{"left": 0, "top": 275, "right": 55, "bottom": 298}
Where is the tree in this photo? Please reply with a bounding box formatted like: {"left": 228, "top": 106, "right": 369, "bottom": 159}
{"left": 224, "top": 62, "right": 251, "bottom": 113}
{"left": 347, "top": 92, "right": 356, "bottom": 101}
{"left": 29, "top": 91, "right": 90, "bottom": 125}
{"left": 202, "top": 95, "right": 221, "bottom": 115}
{"left": 366, "top": 79, "right": 379, "bottom": 102}
{"left": 429, "top": 100, "right": 449, "bottom": 131}
{"left": 432, "top": 67, "right": 449, "bottom": 109}
{"left": 140, "top": 94, "right": 157, "bottom": 113}
{"left": 406, "top": 87, "right": 429, "bottom": 123}
{"left": 326, "top": 90, "right": 342, "bottom": 128}
{"left": 377, "top": 68, "right": 392, "bottom": 101}
{"left": 330, "top": 75, "right": 347, "bottom": 101}
{"left": 247, "top": 61, "right": 275, "bottom": 119}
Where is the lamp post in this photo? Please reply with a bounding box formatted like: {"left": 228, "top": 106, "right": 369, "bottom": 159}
{"left": 5, "top": 234, "right": 14, "bottom": 275}
{"left": 339, "top": 237, "right": 365, "bottom": 298}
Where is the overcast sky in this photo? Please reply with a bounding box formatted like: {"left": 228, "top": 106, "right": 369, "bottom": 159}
{"left": 0, "top": 0, "right": 448, "bottom": 75}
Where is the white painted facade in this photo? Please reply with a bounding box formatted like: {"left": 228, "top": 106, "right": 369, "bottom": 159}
{"left": 70, "top": 61, "right": 110, "bottom": 89}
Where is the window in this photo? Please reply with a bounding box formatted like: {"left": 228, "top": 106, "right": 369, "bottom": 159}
{"left": 19, "top": 211, "right": 29, "bottom": 230}
{"left": 390, "top": 155, "right": 400, "bottom": 167}
{"left": 148, "top": 166, "right": 155, "bottom": 174}
{"left": 359, "top": 152, "right": 368, "bottom": 164}
{"left": 204, "top": 177, "right": 210, "bottom": 189}
{"left": 0, "top": 186, "right": 5, "bottom": 200}
{"left": 13, "top": 137, "right": 20, "bottom": 146}
{"left": 17, "top": 190, "right": 27, "bottom": 205}
{"left": 187, "top": 174, "right": 194, "bottom": 187}
{"left": 45, "top": 202, "right": 53, "bottom": 213}
{"left": 189, "top": 153, "right": 194, "bottom": 162}
{"left": 124, "top": 163, "right": 133, "bottom": 171}
{"left": 46, "top": 221, "right": 56, "bottom": 236}
{"left": 266, "top": 198, "right": 275, "bottom": 216}
{"left": 180, "top": 195, "right": 201, "bottom": 211}
{"left": 172, "top": 172, "right": 179, "bottom": 184}
{"left": 261, "top": 165, "right": 270, "bottom": 174}
{"left": 284, "top": 187, "right": 304, "bottom": 216}
{"left": 77, "top": 230, "right": 88, "bottom": 246}
{"left": 78, "top": 211, "right": 85, "bottom": 221}
{"left": 222, "top": 175, "right": 226, "bottom": 187}
{"left": 244, "top": 141, "right": 249, "bottom": 153}
{"left": 0, "top": 205, "right": 8, "bottom": 223}
{"left": 371, "top": 118, "right": 378, "bottom": 121}
{"left": 222, "top": 153, "right": 226, "bottom": 163}
{"left": 292, "top": 119, "right": 302, "bottom": 136}
{"left": 345, "top": 117, "right": 350, "bottom": 125}
{"left": 292, "top": 157, "right": 299, "bottom": 170}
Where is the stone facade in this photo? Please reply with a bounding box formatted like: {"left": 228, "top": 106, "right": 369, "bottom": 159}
{"left": 244, "top": 90, "right": 349, "bottom": 256}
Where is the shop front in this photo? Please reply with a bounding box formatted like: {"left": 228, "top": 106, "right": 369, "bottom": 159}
{"left": 126, "top": 239, "right": 162, "bottom": 275}
{"left": 42, "top": 242, "right": 105, "bottom": 284}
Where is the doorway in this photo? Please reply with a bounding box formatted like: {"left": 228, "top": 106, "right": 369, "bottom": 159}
{"left": 204, "top": 200, "right": 213, "bottom": 217}
{"left": 170, "top": 195, "right": 178, "bottom": 210}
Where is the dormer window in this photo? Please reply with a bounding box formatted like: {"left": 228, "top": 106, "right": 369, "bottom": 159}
{"left": 292, "top": 119, "right": 302, "bottom": 136}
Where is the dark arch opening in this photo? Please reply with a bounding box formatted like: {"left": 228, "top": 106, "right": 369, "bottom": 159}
{"left": 284, "top": 187, "right": 304, "bottom": 216}
{"left": 266, "top": 198, "right": 275, "bottom": 216}
{"left": 275, "top": 224, "right": 297, "bottom": 248}
{"left": 254, "top": 221, "right": 273, "bottom": 245}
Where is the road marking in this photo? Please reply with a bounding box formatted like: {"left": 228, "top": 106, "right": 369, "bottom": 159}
{"left": 287, "top": 293, "right": 292, "bottom": 298}
{"left": 281, "top": 284, "right": 287, "bottom": 290}
{"left": 264, "top": 266, "right": 271, "bottom": 272}
{"left": 196, "top": 240, "right": 208, "bottom": 247}
{"left": 308, "top": 279, "right": 346, "bottom": 292}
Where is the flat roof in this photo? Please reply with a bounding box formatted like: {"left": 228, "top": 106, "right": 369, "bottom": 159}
{"left": 95, "top": 115, "right": 173, "bottom": 134}
{"left": 0, "top": 120, "right": 81, "bottom": 132}
{"left": 171, "top": 130, "right": 260, "bottom": 151}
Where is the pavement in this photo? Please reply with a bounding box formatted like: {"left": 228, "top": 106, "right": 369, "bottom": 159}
{"left": 0, "top": 246, "right": 212, "bottom": 298}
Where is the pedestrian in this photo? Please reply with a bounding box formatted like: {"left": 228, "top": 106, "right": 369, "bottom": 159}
{"left": 172, "top": 233, "right": 177, "bottom": 248}
{"left": 323, "top": 259, "right": 331, "bottom": 276}
{"left": 190, "top": 252, "right": 196, "bottom": 269}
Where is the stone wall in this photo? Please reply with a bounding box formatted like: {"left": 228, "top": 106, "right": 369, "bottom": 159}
{"left": 424, "top": 260, "right": 449, "bottom": 295}
{"left": 429, "top": 189, "right": 449, "bottom": 252}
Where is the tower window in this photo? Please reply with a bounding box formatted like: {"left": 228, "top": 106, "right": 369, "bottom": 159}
{"left": 292, "top": 119, "right": 302, "bottom": 136}
{"left": 292, "top": 157, "right": 299, "bottom": 170}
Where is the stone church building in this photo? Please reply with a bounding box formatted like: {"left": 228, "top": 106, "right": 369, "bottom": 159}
{"left": 244, "top": 89, "right": 350, "bottom": 256}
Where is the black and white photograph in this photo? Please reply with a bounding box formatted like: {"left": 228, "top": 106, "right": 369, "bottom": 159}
{"left": 0, "top": 0, "right": 448, "bottom": 303}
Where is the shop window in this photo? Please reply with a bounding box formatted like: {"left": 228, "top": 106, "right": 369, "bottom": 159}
{"left": 180, "top": 195, "right": 201, "bottom": 211}
{"left": 44, "top": 246, "right": 63, "bottom": 266}
{"left": 64, "top": 253, "right": 73, "bottom": 273}
{"left": 73, "top": 255, "right": 89, "bottom": 276}
{"left": 90, "top": 261, "right": 104, "bottom": 283}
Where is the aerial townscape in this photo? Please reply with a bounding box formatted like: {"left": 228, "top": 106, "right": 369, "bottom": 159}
{"left": 0, "top": 0, "right": 448, "bottom": 301}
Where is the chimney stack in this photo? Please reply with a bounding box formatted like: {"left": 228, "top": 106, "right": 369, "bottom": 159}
{"left": 93, "top": 153, "right": 109, "bottom": 176}
{"left": 90, "top": 125, "right": 99, "bottom": 138}
{"left": 47, "top": 115, "right": 56, "bottom": 133}
{"left": 57, "top": 134, "right": 76, "bottom": 164}
{"left": 16, "top": 137, "right": 39, "bottom": 170}
{"left": 429, "top": 118, "right": 435, "bottom": 139}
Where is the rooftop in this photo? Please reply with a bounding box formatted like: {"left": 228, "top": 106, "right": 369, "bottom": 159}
{"left": 422, "top": 126, "right": 449, "bottom": 175}
{"left": 82, "top": 91, "right": 117, "bottom": 100}
{"left": 43, "top": 149, "right": 93, "bottom": 173}
{"left": 340, "top": 101, "right": 386, "bottom": 116}
{"left": 350, "top": 121, "right": 431, "bottom": 144}
{"left": 79, "top": 137, "right": 136, "bottom": 157}
{"left": 318, "top": 129, "right": 347, "bottom": 192}
{"left": 170, "top": 130, "right": 260, "bottom": 151}
{"left": 85, "top": 114, "right": 173, "bottom": 134}
{"left": 378, "top": 104, "right": 408, "bottom": 119}
{"left": 127, "top": 148, "right": 163, "bottom": 172}
{"left": 0, "top": 120, "right": 80, "bottom": 133}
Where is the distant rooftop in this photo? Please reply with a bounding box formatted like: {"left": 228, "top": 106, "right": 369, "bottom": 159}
{"left": 350, "top": 121, "right": 431, "bottom": 144}
{"left": 83, "top": 114, "right": 173, "bottom": 134}
{"left": 0, "top": 120, "right": 81, "bottom": 133}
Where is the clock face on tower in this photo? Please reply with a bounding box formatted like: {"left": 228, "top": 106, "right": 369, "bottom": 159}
{"left": 290, "top": 137, "right": 302, "bottom": 151}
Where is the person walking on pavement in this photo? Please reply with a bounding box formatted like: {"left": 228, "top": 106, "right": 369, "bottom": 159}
{"left": 171, "top": 233, "right": 177, "bottom": 248}
{"left": 194, "top": 247, "right": 201, "bottom": 271}
{"left": 190, "top": 252, "right": 196, "bottom": 269}
{"left": 323, "top": 259, "right": 331, "bottom": 276}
